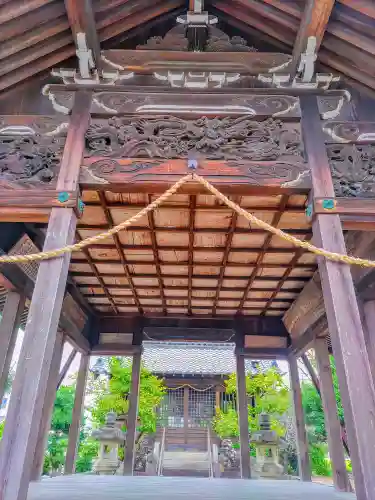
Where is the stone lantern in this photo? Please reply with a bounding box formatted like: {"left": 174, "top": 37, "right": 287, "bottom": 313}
{"left": 251, "top": 413, "right": 284, "bottom": 478}
{"left": 92, "top": 412, "right": 126, "bottom": 475}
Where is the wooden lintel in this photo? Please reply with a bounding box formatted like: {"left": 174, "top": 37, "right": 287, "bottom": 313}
{"left": 0, "top": 190, "right": 82, "bottom": 222}
{"left": 98, "top": 315, "right": 288, "bottom": 339}
{"left": 91, "top": 343, "right": 142, "bottom": 356}
{"left": 80, "top": 158, "right": 310, "bottom": 195}
{"left": 312, "top": 197, "right": 375, "bottom": 217}
{"left": 236, "top": 347, "right": 289, "bottom": 359}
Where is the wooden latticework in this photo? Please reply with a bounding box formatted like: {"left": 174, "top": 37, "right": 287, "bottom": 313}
{"left": 72, "top": 189, "right": 315, "bottom": 317}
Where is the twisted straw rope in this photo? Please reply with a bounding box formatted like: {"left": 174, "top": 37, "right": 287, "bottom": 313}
{"left": 0, "top": 172, "right": 374, "bottom": 267}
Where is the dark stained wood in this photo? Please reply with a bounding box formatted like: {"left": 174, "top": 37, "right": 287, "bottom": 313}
{"left": 0, "top": 291, "right": 25, "bottom": 404}
{"left": 30, "top": 331, "right": 64, "bottom": 482}
{"left": 289, "top": 354, "right": 311, "bottom": 481}
{"left": 0, "top": 91, "right": 91, "bottom": 500}
{"left": 184, "top": 385, "right": 189, "bottom": 445}
{"left": 123, "top": 350, "right": 142, "bottom": 475}
{"left": 64, "top": 0, "right": 101, "bottom": 67}
{"left": 314, "top": 338, "right": 351, "bottom": 492}
{"left": 64, "top": 354, "right": 89, "bottom": 475}
{"left": 236, "top": 353, "right": 251, "bottom": 479}
{"left": 238, "top": 347, "right": 289, "bottom": 359}
{"left": 301, "top": 94, "right": 375, "bottom": 500}
{"left": 99, "top": 316, "right": 289, "bottom": 337}
{"left": 57, "top": 347, "right": 77, "bottom": 390}
{"left": 361, "top": 300, "right": 375, "bottom": 386}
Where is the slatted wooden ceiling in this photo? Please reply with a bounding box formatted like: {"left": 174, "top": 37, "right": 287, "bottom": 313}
{"left": 72, "top": 190, "right": 314, "bottom": 317}
{"left": 1, "top": 0, "right": 375, "bottom": 95}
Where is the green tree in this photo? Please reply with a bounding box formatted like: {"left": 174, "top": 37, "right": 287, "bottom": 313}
{"left": 90, "top": 357, "right": 166, "bottom": 439}
{"left": 301, "top": 355, "right": 344, "bottom": 476}
{"left": 43, "top": 385, "right": 76, "bottom": 475}
{"left": 213, "top": 367, "right": 290, "bottom": 439}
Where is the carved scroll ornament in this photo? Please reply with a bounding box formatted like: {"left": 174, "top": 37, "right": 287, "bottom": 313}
{"left": 0, "top": 118, "right": 67, "bottom": 186}
{"left": 85, "top": 116, "right": 303, "bottom": 161}
{"left": 328, "top": 144, "right": 375, "bottom": 198}
{"left": 323, "top": 122, "right": 375, "bottom": 143}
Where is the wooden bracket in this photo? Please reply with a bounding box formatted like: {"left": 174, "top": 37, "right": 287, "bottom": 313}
{"left": 0, "top": 189, "right": 84, "bottom": 222}
{"left": 306, "top": 196, "right": 375, "bottom": 230}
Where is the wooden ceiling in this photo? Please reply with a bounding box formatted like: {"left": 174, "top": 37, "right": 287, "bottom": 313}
{"left": 1, "top": 0, "right": 375, "bottom": 95}
{"left": 71, "top": 190, "right": 315, "bottom": 318}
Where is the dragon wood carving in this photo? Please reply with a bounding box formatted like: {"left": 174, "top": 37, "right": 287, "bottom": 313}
{"left": 85, "top": 116, "right": 303, "bottom": 161}
{"left": 0, "top": 136, "right": 65, "bottom": 185}
{"left": 328, "top": 144, "right": 375, "bottom": 197}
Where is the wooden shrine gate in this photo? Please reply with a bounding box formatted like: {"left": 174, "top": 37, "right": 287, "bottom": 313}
{"left": 0, "top": 2, "right": 375, "bottom": 500}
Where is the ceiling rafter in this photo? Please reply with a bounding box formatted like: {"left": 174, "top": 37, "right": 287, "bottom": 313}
{"left": 75, "top": 231, "right": 118, "bottom": 314}
{"left": 187, "top": 195, "right": 197, "bottom": 316}
{"left": 147, "top": 194, "right": 167, "bottom": 315}
{"left": 237, "top": 195, "right": 290, "bottom": 312}
{"left": 98, "top": 192, "right": 143, "bottom": 314}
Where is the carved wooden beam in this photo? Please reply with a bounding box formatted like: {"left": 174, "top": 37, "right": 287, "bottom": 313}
{"left": 0, "top": 190, "right": 83, "bottom": 222}
{"left": 64, "top": 0, "right": 101, "bottom": 71}
{"left": 290, "top": 0, "right": 336, "bottom": 79}
{"left": 80, "top": 157, "right": 310, "bottom": 195}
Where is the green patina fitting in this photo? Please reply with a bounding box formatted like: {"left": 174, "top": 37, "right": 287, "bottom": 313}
{"left": 322, "top": 199, "right": 335, "bottom": 210}
{"left": 305, "top": 204, "right": 312, "bottom": 218}
{"left": 78, "top": 199, "right": 85, "bottom": 213}
{"left": 58, "top": 191, "right": 70, "bottom": 203}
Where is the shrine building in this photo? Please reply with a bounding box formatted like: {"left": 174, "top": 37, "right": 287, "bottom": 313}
{"left": 0, "top": 1, "right": 374, "bottom": 499}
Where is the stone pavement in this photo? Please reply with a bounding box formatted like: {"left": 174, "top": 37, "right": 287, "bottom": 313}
{"left": 28, "top": 475, "right": 356, "bottom": 500}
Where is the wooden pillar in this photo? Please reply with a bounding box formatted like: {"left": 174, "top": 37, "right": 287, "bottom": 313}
{"left": 0, "top": 291, "right": 25, "bottom": 404}
{"left": 315, "top": 338, "right": 351, "bottom": 492}
{"left": 30, "top": 332, "right": 64, "bottom": 481}
{"left": 184, "top": 385, "right": 189, "bottom": 444}
{"left": 301, "top": 95, "right": 375, "bottom": 500}
{"left": 215, "top": 386, "right": 221, "bottom": 412}
{"left": 288, "top": 354, "right": 311, "bottom": 481}
{"left": 236, "top": 353, "right": 251, "bottom": 479}
{"left": 0, "top": 90, "right": 91, "bottom": 500}
{"left": 64, "top": 353, "right": 89, "bottom": 474}
{"left": 362, "top": 300, "right": 375, "bottom": 386}
{"left": 123, "top": 348, "right": 142, "bottom": 475}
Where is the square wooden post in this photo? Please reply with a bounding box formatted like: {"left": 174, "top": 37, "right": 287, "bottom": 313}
{"left": 362, "top": 300, "right": 375, "bottom": 386}
{"left": 0, "top": 90, "right": 92, "bottom": 500}
{"left": 314, "top": 338, "right": 351, "bottom": 491}
{"left": 0, "top": 291, "right": 25, "bottom": 404}
{"left": 184, "top": 385, "right": 189, "bottom": 444}
{"left": 30, "top": 332, "right": 64, "bottom": 481}
{"left": 236, "top": 353, "right": 251, "bottom": 479}
{"left": 288, "top": 354, "right": 311, "bottom": 481}
{"left": 64, "top": 354, "right": 90, "bottom": 474}
{"left": 123, "top": 348, "right": 142, "bottom": 475}
{"left": 301, "top": 94, "right": 375, "bottom": 500}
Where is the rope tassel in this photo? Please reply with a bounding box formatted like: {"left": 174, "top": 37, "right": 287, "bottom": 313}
{"left": 0, "top": 173, "right": 374, "bottom": 268}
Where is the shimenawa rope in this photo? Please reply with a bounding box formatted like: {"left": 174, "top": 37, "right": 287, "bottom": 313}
{"left": 0, "top": 172, "right": 374, "bottom": 268}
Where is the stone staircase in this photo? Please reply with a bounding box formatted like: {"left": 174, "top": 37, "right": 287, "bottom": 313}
{"left": 161, "top": 450, "right": 211, "bottom": 477}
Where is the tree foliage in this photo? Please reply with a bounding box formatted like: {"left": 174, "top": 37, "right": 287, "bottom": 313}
{"left": 213, "top": 368, "right": 290, "bottom": 439}
{"left": 90, "top": 357, "right": 166, "bottom": 435}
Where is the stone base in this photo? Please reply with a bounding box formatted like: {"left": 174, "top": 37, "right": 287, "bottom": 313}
{"left": 253, "top": 462, "right": 284, "bottom": 479}
{"left": 93, "top": 458, "right": 120, "bottom": 475}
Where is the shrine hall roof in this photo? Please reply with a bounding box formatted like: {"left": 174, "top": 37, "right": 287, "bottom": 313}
{"left": 142, "top": 341, "right": 277, "bottom": 376}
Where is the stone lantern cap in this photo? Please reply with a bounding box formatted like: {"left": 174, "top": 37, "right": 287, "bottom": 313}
{"left": 250, "top": 413, "right": 280, "bottom": 444}
{"left": 92, "top": 412, "right": 126, "bottom": 443}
